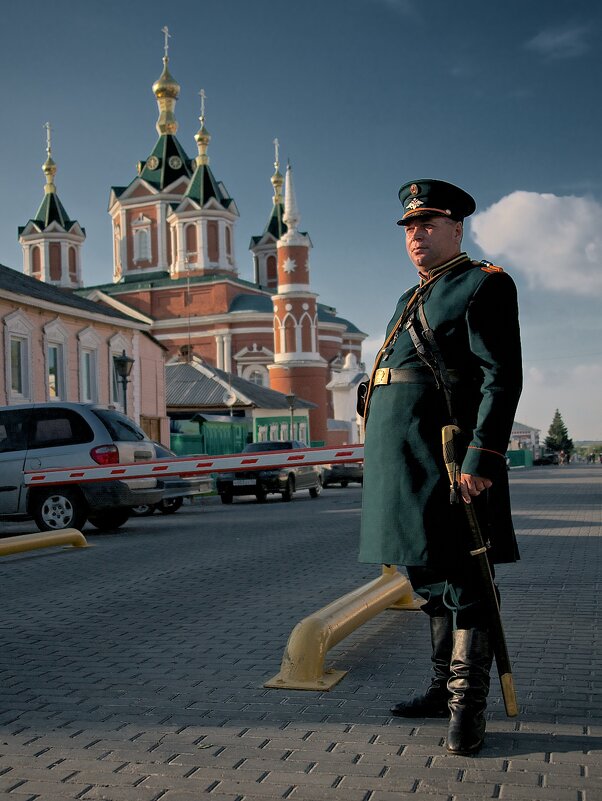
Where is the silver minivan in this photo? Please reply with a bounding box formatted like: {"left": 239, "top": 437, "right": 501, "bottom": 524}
{"left": 0, "top": 402, "right": 163, "bottom": 532}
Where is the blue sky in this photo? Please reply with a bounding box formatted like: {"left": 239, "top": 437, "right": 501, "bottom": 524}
{"left": 2, "top": 0, "right": 602, "bottom": 439}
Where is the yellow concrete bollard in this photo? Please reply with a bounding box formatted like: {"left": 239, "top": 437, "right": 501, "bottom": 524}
{"left": 0, "top": 529, "right": 88, "bottom": 557}
{"left": 265, "top": 566, "right": 422, "bottom": 691}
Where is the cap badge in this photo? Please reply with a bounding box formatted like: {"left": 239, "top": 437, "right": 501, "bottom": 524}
{"left": 406, "top": 198, "right": 425, "bottom": 211}
{"left": 410, "top": 183, "right": 420, "bottom": 196}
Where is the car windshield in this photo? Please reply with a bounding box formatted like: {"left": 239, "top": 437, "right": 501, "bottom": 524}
{"left": 93, "top": 409, "right": 148, "bottom": 442}
{"left": 243, "top": 442, "right": 295, "bottom": 453}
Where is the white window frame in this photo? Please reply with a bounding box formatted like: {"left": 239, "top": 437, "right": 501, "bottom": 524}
{"left": 44, "top": 319, "right": 69, "bottom": 401}
{"left": 298, "top": 421, "right": 308, "bottom": 444}
{"left": 108, "top": 333, "right": 130, "bottom": 411}
{"left": 77, "top": 327, "right": 101, "bottom": 403}
{"left": 4, "top": 310, "right": 34, "bottom": 403}
{"left": 132, "top": 214, "right": 152, "bottom": 263}
{"left": 244, "top": 366, "right": 268, "bottom": 386}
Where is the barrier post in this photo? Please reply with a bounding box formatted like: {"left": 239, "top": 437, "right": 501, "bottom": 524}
{"left": 265, "top": 566, "right": 422, "bottom": 691}
{"left": 0, "top": 529, "right": 88, "bottom": 557}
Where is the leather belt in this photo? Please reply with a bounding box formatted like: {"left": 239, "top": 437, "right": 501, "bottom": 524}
{"left": 373, "top": 367, "right": 460, "bottom": 386}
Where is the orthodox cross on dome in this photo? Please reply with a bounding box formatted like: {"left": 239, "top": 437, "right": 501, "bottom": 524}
{"left": 161, "top": 25, "right": 171, "bottom": 58}
{"left": 42, "top": 121, "right": 57, "bottom": 193}
{"left": 195, "top": 88, "right": 211, "bottom": 165}
{"left": 199, "top": 88, "right": 206, "bottom": 126}
{"left": 282, "top": 257, "right": 297, "bottom": 274}
{"left": 271, "top": 137, "right": 284, "bottom": 205}
{"left": 43, "top": 121, "right": 52, "bottom": 158}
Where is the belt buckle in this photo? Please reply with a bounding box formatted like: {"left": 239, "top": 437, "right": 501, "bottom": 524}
{"left": 374, "top": 367, "right": 390, "bottom": 386}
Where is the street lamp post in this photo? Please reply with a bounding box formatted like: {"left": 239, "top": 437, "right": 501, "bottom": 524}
{"left": 113, "top": 350, "right": 135, "bottom": 416}
{"left": 285, "top": 394, "right": 296, "bottom": 440}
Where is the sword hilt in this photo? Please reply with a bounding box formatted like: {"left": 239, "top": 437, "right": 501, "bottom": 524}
{"left": 442, "top": 424, "right": 462, "bottom": 506}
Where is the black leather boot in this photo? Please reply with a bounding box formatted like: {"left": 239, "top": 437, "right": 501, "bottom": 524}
{"left": 446, "top": 628, "right": 492, "bottom": 755}
{"left": 390, "top": 614, "right": 452, "bottom": 717}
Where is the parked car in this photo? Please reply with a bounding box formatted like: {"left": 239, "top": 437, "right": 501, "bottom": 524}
{"left": 533, "top": 453, "right": 560, "bottom": 466}
{"left": 130, "top": 442, "right": 214, "bottom": 516}
{"left": 216, "top": 441, "right": 322, "bottom": 503}
{"left": 322, "top": 461, "right": 363, "bottom": 488}
{"left": 0, "top": 402, "right": 163, "bottom": 532}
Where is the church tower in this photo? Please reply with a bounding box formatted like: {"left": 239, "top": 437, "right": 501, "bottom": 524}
{"left": 167, "top": 89, "right": 239, "bottom": 278}
{"left": 19, "top": 123, "right": 85, "bottom": 288}
{"left": 108, "top": 27, "right": 193, "bottom": 281}
{"left": 249, "top": 139, "right": 286, "bottom": 290}
{"left": 268, "top": 163, "right": 329, "bottom": 444}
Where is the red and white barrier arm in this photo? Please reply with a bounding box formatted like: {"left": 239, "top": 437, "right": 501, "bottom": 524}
{"left": 24, "top": 445, "right": 365, "bottom": 487}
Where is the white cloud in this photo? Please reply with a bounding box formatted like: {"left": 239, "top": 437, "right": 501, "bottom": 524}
{"left": 525, "top": 24, "right": 590, "bottom": 60}
{"left": 470, "top": 191, "right": 602, "bottom": 296}
{"left": 362, "top": 334, "right": 386, "bottom": 371}
{"left": 517, "top": 363, "right": 602, "bottom": 440}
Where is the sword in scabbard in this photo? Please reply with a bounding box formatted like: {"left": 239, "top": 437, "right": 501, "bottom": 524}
{"left": 441, "top": 424, "right": 519, "bottom": 718}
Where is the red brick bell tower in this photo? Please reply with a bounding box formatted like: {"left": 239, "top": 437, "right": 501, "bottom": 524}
{"left": 268, "top": 163, "right": 329, "bottom": 444}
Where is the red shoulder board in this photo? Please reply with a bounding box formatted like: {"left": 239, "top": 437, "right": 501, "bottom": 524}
{"left": 481, "top": 264, "right": 504, "bottom": 273}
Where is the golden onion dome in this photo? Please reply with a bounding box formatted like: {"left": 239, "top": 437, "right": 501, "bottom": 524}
{"left": 194, "top": 123, "right": 211, "bottom": 166}
{"left": 42, "top": 155, "right": 57, "bottom": 193}
{"left": 152, "top": 57, "right": 180, "bottom": 99}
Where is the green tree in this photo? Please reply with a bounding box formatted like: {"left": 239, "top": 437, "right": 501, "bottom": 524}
{"left": 545, "top": 409, "right": 574, "bottom": 455}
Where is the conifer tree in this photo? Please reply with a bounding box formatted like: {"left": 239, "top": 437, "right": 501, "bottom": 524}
{"left": 544, "top": 409, "right": 573, "bottom": 455}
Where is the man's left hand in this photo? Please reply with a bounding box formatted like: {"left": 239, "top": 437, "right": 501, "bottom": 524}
{"left": 460, "top": 473, "right": 492, "bottom": 504}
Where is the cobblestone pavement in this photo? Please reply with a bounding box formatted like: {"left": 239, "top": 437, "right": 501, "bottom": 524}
{"left": 0, "top": 465, "right": 600, "bottom": 800}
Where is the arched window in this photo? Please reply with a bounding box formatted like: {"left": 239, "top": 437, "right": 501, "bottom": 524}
{"left": 283, "top": 314, "right": 296, "bottom": 353}
{"left": 32, "top": 245, "right": 41, "bottom": 277}
{"left": 266, "top": 254, "right": 277, "bottom": 288}
{"left": 185, "top": 224, "right": 197, "bottom": 262}
{"left": 68, "top": 247, "right": 77, "bottom": 280}
{"left": 299, "top": 312, "right": 313, "bottom": 352}
{"left": 134, "top": 229, "right": 150, "bottom": 262}
{"left": 225, "top": 226, "right": 232, "bottom": 262}
{"left": 49, "top": 242, "right": 61, "bottom": 281}
{"left": 207, "top": 221, "right": 219, "bottom": 262}
{"left": 248, "top": 370, "right": 265, "bottom": 386}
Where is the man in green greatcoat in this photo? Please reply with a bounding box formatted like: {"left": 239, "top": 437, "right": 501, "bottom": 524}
{"left": 359, "top": 179, "right": 522, "bottom": 755}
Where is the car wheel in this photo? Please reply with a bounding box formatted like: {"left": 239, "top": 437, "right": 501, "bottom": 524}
{"left": 158, "top": 497, "right": 183, "bottom": 514}
{"left": 282, "top": 476, "right": 295, "bottom": 502}
{"left": 88, "top": 508, "right": 130, "bottom": 530}
{"left": 130, "top": 503, "right": 156, "bottom": 517}
{"left": 340, "top": 480, "right": 349, "bottom": 488}
{"left": 32, "top": 489, "right": 88, "bottom": 532}
{"left": 309, "top": 479, "right": 322, "bottom": 499}
{"left": 220, "top": 492, "right": 233, "bottom": 504}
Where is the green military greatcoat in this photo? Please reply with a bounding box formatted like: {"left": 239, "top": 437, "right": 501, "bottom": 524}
{"left": 359, "top": 253, "right": 522, "bottom": 569}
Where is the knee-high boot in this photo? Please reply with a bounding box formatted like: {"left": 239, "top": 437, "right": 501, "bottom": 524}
{"left": 390, "top": 613, "right": 453, "bottom": 717}
{"left": 446, "top": 628, "right": 492, "bottom": 755}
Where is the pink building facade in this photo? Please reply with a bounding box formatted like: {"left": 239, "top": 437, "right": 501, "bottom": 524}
{"left": 0, "top": 263, "right": 168, "bottom": 443}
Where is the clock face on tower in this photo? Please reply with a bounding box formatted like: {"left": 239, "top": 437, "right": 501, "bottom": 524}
{"left": 168, "top": 155, "right": 182, "bottom": 169}
{"left": 146, "top": 155, "right": 159, "bottom": 170}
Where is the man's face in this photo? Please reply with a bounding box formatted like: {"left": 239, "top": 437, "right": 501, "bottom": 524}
{"left": 403, "top": 216, "right": 463, "bottom": 273}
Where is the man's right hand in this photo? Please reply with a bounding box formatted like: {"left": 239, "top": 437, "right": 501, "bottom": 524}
{"left": 459, "top": 473, "right": 492, "bottom": 504}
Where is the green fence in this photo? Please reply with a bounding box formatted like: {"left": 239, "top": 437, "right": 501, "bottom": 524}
{"left": 507, "top": 450, "right": 533, "bottom": 468}
{"left": 171, "top": 419, "right": 250, "bottom": 456}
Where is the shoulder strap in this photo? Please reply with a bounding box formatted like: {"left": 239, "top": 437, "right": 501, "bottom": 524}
{"left": 362, "top": 258, "right": 468, "bottom": 421}
{"left": 406, "top": 300, "right": 457, "bottom": 424}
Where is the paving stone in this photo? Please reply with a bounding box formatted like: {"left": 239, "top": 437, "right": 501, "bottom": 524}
{"left": 0, "top": 468, "right": 600, "bottom": 800}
